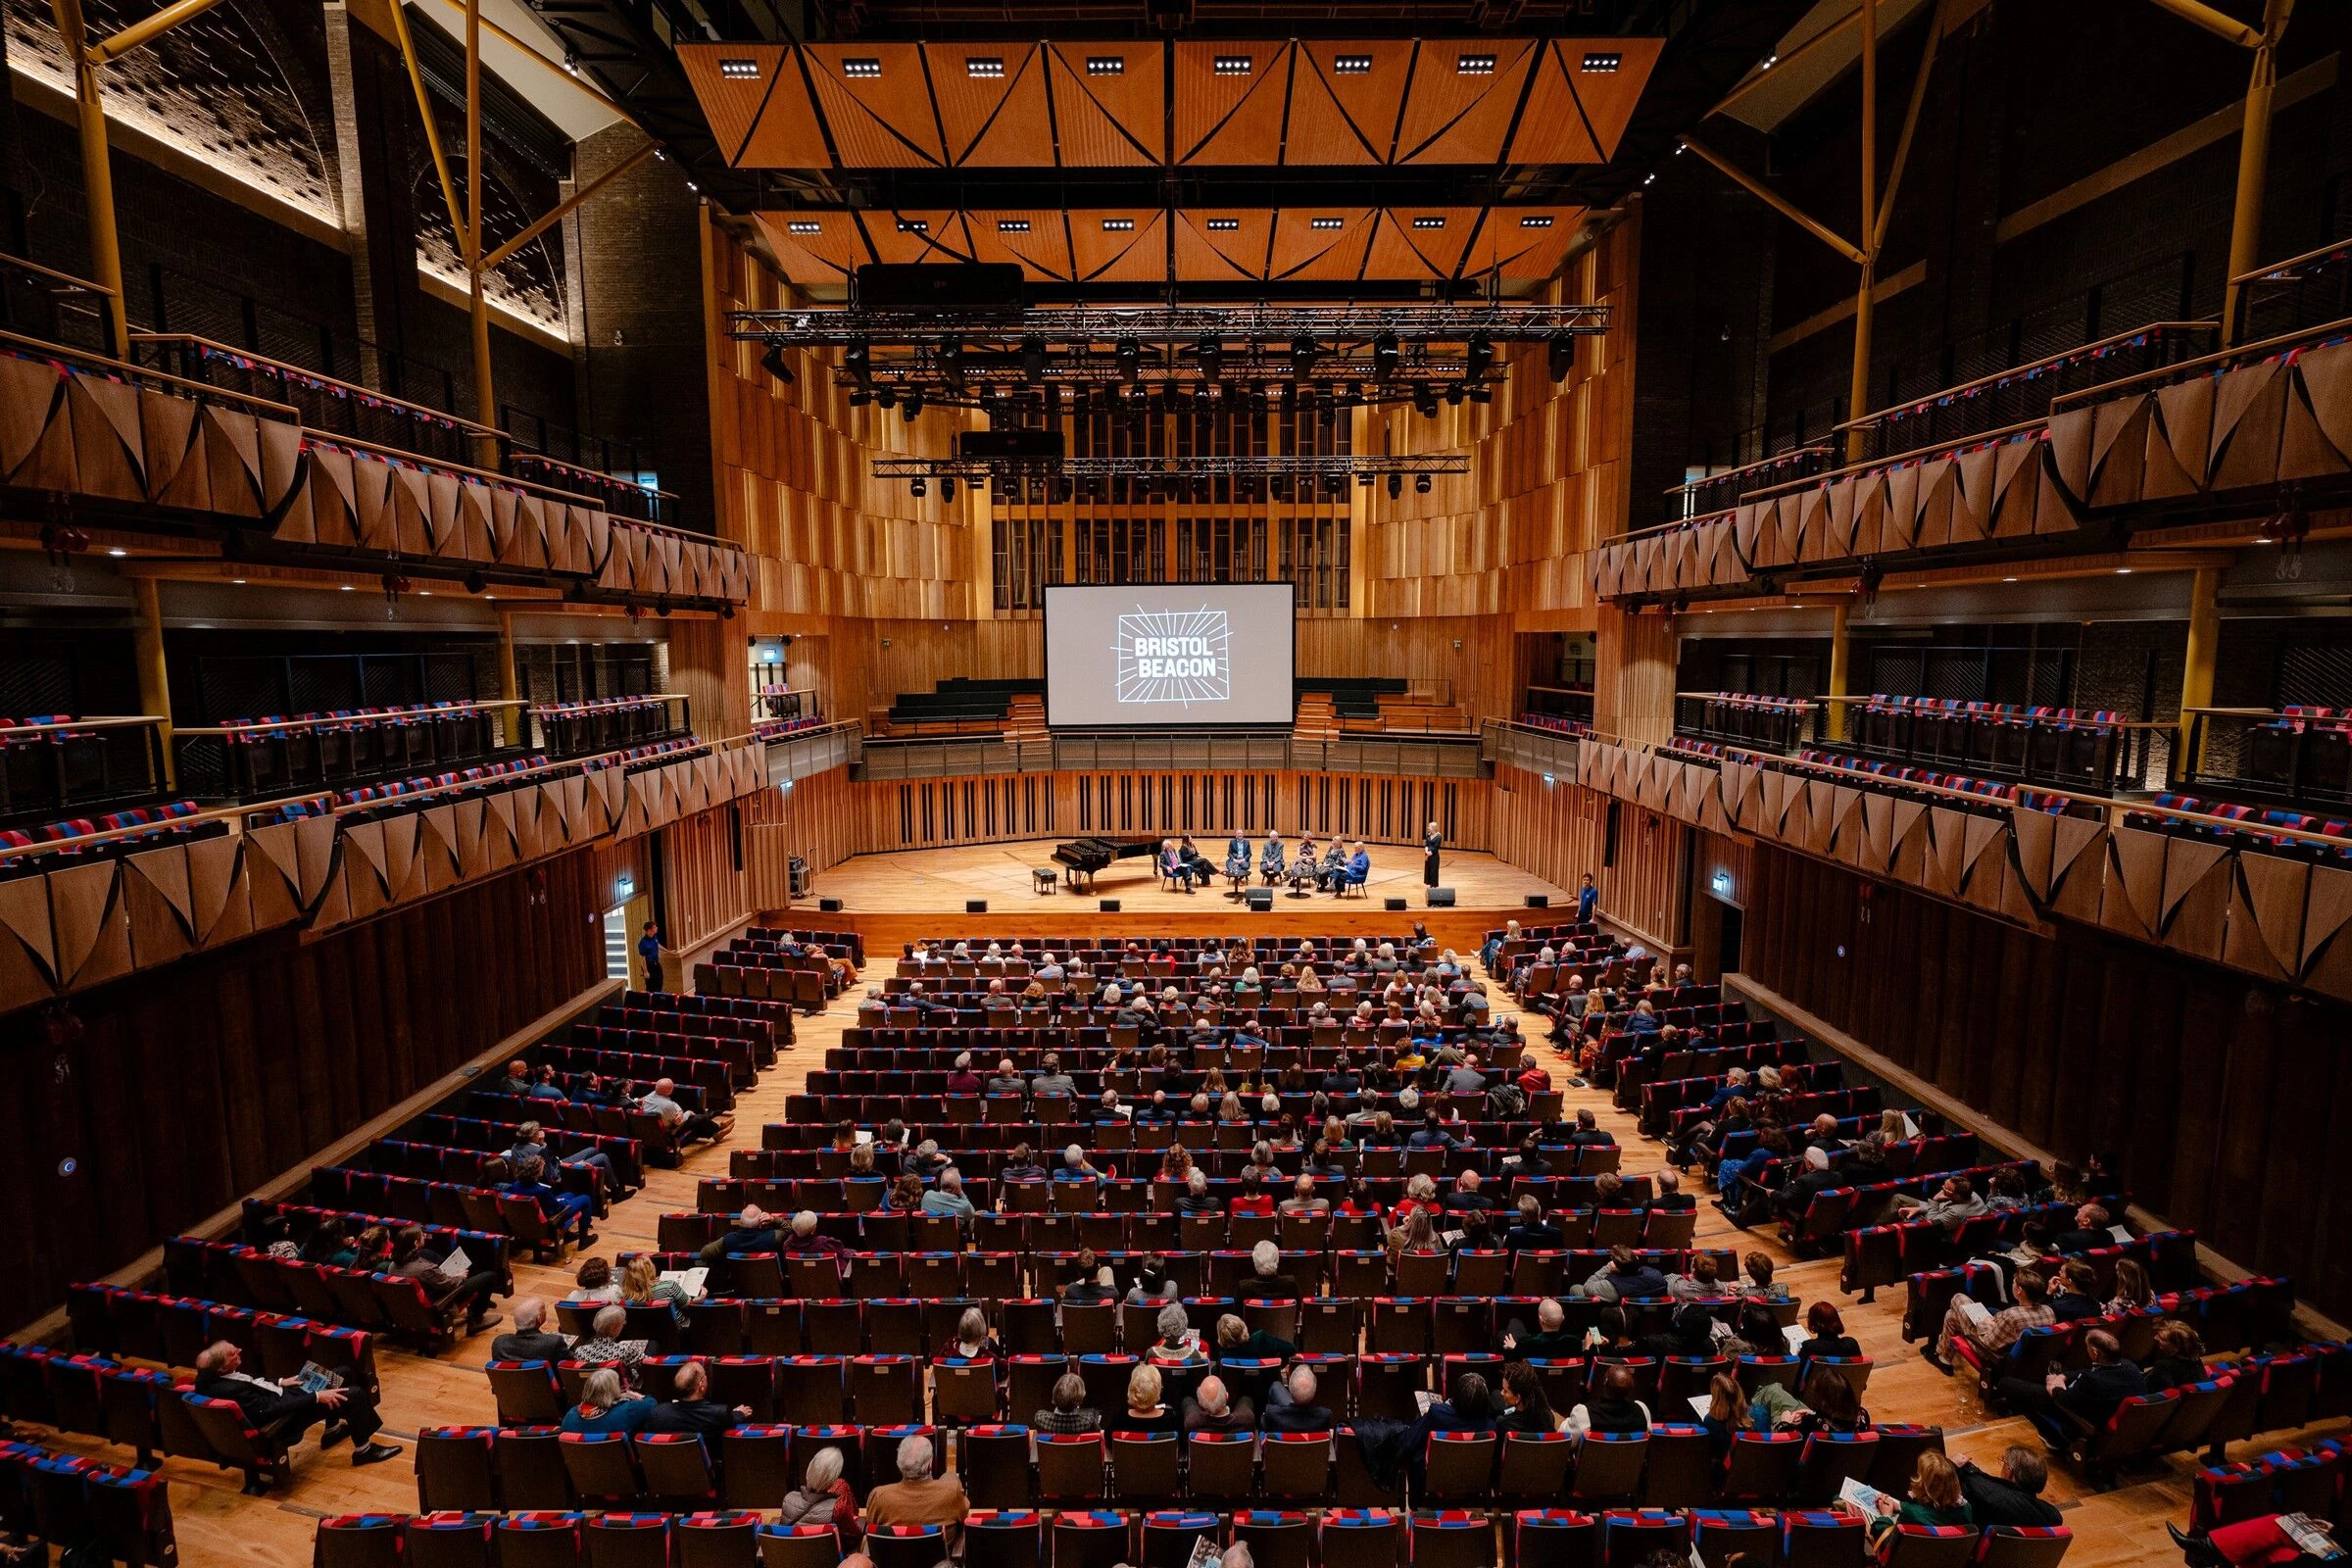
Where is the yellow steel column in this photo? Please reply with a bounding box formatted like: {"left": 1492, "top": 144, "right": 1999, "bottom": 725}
{"left": 1826, "top": 599, "right": 1852, "bottom": 742}
{"left": 497, "top": 607, "right": 524, "bottom": 748}
{"left": 131, "top": 575, "right": 173, "bottom": 785}
{"left": 464, "top": 0, "right": 498, "bottom": 468}
{"left": 2221, "top": 0, "right": 2295, "bottom": 345}
{"left": 1844, "top": 0, "right": 1879, "bottom": 463}
{"left": 48, "top": 0, "right": 127, "bottom": 358}
{"left": 2179, "top": 565, "right": 2222, "bottom": 775}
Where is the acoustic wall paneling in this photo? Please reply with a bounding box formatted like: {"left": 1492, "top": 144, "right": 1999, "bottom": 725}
{"left": 663, "top": 804, "right": 753, "bottom": 955}
{"left": 1489, "top": 762, "right": 1690, "bottom": 951}
{"left": 744, "top": 764, "right": 861, "bottom": 911}
{"left": 0, "top": 845, "right": 607, "bottom": 1336}
{"left": 1742, "top": 842, "right": 2352, "bottom": 1325}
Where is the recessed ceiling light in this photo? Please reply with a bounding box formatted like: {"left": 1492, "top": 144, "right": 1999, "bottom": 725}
{"left": 1411, "top": 216, "right": 1446, "bottom": 229}
{"left": 1333, "top": 54, "right": 1372, "bottom": 74}
{"left": 898, "top": 219, "right": 928, "bottom": 232}
{"left": 966, "top": 57, "right": 1004, "bottom": 77}
{"left": 1309, "top": 217, "right": 1345, "bottom": 230}
{"left": 842, "top": 57, "right": 881, "bottom": 78}
{"left": 718, "top": 58, "right": 760, "bottom": 79}
{"left": 2117, "top": 567, "right": 2132, "bottom": 574}
{"left": 787, "top": 220, "right": 820, "bottom": 234}
{"left": 1102, "top": 218, "right": 1135, "bottom": 230}
{"left": 1457, "top": 53, "right": 1496, "bottom": 74}
{"left": 106, "top": 547, "right": 125, "bottom": 557}
{"left": 231, "top": 578, "right": 245, "bottom": 584}
{"left": 1582, "top": 52, "right": 1622, "bottom": 73}
{"left": 339, "top": 583, "right": 354, "bottom": 591}
{"left": 1519, "top": 215, "right": 1554, "bottom": 228}
{"left": 419, "top": 591, "right": 432, "bottom": 596}
{"left": 1214, "top": 55, "right": 1253, "bottom": 75}
{"left": 998, "top": 219, "right": 1030, "bottom": 232}
{"left": 1204, "top": 218, "right": 1240, "bottom": 231}
{"left": 2002, "top": 576, "right": 2017, "bottom": 582}
{"left": 1087, "top": 55, "right": 1124, "bottom": 75}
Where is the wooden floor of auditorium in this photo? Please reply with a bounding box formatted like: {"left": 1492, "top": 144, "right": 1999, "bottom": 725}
{"left": 35, "top": 927, "right": 2334, "bottom": 1568}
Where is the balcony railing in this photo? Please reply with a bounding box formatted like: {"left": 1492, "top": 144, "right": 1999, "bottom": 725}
{"left": 2175, "top": 708, "right": 2352, "bottom": 811}
{"left": 1673, "top": 693, "right": 1825, "bottom": 754}
{"left": 131, "top": 333, "right": 497, "bottom": 469}
{"left": 172, "top": 702, "right": 525, "bottom": 804}
{"left": 0, "top": 253, "right": 118, "bottom": 357}
{"left": 534, "top": 695, "right": 692, "bottom": 758}
{"left": 1665, "top": 446, "right": 1836, "bottom": 519}
{"left": 0, "top": 715, "right": 171, "bottom": 828}
{"left": 2232, "top": 238, "right": 2352, "bottom": 347}
{"left": 1832, "top": 321, "right": 2218, "bottom": 466}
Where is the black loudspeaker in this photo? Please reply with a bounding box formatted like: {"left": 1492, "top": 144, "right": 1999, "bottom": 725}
{"left": 1427, "top": 888, "right": 1457, "bottom": 907}
{"left": 1246, "top": 889, "right": 1274, "bottom": 912}
{"left": 1384, "top": 897, "right": 1408, "bottom": 911}
{"left": 1525, "top": 894, "right": 1548, "bottom": 908}
{"left": 965, "top": 900, "right": 988, "bottom": 914}
{"left": 818, "top": 897, "right": 844, "bottom": 913}
{"left": 1101, "top": 900, "right": 1121, "bottom": 912}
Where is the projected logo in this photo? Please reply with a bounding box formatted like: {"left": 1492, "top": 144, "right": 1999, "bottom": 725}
{"left": 1113, "top": 606, "right": 1231, "bottom": 707}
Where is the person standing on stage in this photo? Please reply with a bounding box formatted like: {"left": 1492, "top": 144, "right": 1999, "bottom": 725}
{"left": 1423, "top": 821, "right": 1444, "bottom": 888}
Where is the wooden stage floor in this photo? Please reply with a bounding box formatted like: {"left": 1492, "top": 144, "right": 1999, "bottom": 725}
{"left": 805, "top": 842, "right": 1573, "bottom": 954}
{"left": 18, "top": 899, "right": 2325, "bottom": 1568}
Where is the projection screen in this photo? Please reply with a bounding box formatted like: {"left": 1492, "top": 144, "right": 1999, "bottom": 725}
{"left": 1044, "top": 583, "right": 1297, "bottom": 728}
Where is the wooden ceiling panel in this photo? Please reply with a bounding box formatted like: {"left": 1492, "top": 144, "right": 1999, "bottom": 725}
{"left": 1361, "top": 208, "right": 1476, "bottom": 280}
{"left": 675, "top": 45, "right": 791, "bottom": 164}
{"left": 1560, "top": 36, "right": 1665, "bottom": 160}
{"left": 802, "top": 44, "right": 944, "bottom": 168}
{"left": 1506, "top": 41, "right": 1605, "bottom": 165}
{"left": 752, "top": 212, "right": 870, "bottom": 281}
{"left": 1173, "top": 211, "right": 1274, "bottom": 282}
{"left": 861, "top": 211, "right": 968, "bottom": 266}
{"left": 1461, "top": 206, "right": 1584, "bottom": 279}
{"left": 1173, "top": 42, "right": 1293, "bottom": 166}
{"left": 1281, "top": 40, "right": 1413, "bottom": 165}
{"left": 960, "top": 210, "right": 1078, "bottom": 280}
{"left": 1268, "top": 209, "right": 1376, "bottom": 281}
{"left": 1394, "top": 39, "right": 1538, "bottom": 166}
{"left": 1043, "top": 44, "right": 1163, "bottom": 167}
{"left": 927, "top": 43, "right": 1054, "bottom": 167}
{"left": 1068, "top": 211, "right": 1167, "bottom": 282}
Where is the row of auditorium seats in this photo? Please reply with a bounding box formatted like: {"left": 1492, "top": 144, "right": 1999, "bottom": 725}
{"left": 197, "top": 700, "right": 506, "bottom": 799}
{"left": 2128, "top": 794, "right": 2352, "bottom": 859}
{"left": 0, "top": 800, "right": 221, "bottom": 882}
{"left": 534, "top": 698, "right": 681, "bottom": 759}
{"left": 0, "top": 1436, "right": 174, "bottom": 1568}
{"left": 316, "top": 1503, "right": 2078, "bottom": 1568}
{"left": 1836, "top": 696, "right": 2122, "bottom": 788}
{"left": 63, "top": 1282, "right": 380, "bottom": 1389}
{"left": 150, "top": 1229, "right": 508, "bottom": 1350}
{"left": 2194, "top": 1436, "right": 2348, "bottom": 1529}
{"left": 1842, "top": 1213, "right": 2188, "bottom": 1300}
{"left": 267, "top": 755, "right": 550, "bottom": 821}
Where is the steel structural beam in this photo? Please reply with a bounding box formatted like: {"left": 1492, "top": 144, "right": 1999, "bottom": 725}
{"left": 872, "top": 454, "right": 1471, "bottom": 478}
{"left": 730, "top": 304, "right": 1608, "bottom": 345}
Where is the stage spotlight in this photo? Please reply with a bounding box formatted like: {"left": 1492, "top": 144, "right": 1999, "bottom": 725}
{"left": 760, "top": 344, "right": 794, "bottom": 384}
{"left": 901, "top": 392, "right": 923, "bottom": 421}
{"left": 1412, "top": 382, "right": 1438, "bottom": 417}
{"left": 1197, "top": 334, "right": 1223, "bottom": 381}
{"left": 1291, "top": 333, "right": 1318, "bottom": 378}
{"left": 1466, "top": 332, "right": 1494, "bottom": 379}
{"left": 909, "top": 476, "right": 927, "bottom": 497}
{"left": 940, "top": 475, "right": 956, "bottom": 501}
{"left": 1386, "top": 471, "right": 1402, "bottom": 498}
{"left": 849, "top": 389, "right": 871, "bottom": 407}
{"left": 1373, "top": 329, "right": 1398, "bottom": 378}
{"left": 1446, "top": 384, "right": 1465, "bottom": 406}
{"left": 938, "top": 337, "right": 963, "bottom": 391}
{"left": 1116, "top": 338, "right": 1141, "bottom": 384}
{"left": 844, "top": 338, "right": 871, "bottom": 388}
{"left": 1546, "top": 330, "right": 1574, "bottom": 381}
{"left": 1323, "top": 473, "right": 1345, "bottom": 499}
{"left": 1021, "top": 333, "right": 1048, "bottom": 382}
{"left": 1415, "top": 472, "right": 1432, "bottom": 494}
{"left": 875, "top": 386, "right": 899, "bottom": 410}
{"left": 1357, "top": 470, "right": 1375, "bottom": 488}
{"left": 1467, "top": 386, "right": 1492, "bottom": 403}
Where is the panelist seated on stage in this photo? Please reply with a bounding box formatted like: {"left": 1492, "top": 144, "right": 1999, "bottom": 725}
{"left": 1223, "top": 833, "right": 1251, "bottom": 885}
{"left": 1258, "top": 831, "right": 1287, "bottom": 884}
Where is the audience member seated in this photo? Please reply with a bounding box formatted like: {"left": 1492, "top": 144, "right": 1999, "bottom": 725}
{"left": 863, "top": 1434, "right": 968, "bottom": 1549}
{"left": 780, "top": 1446, "right": 863, "bottom": 1550}
{"left": 194, "top": 1340, "right": 400, "bottom": 1486}
{"left": 642, "top": 1076, "right": 730, "bottom": 1145}
{"left": 1183, "top": 1374, "right": 1255, "bottom": 1434}
{"left": 1958, "top": 1446, "right": 2062, "bottom": 1528}
{"left": 1568, "top": 1364, "right": 1651, "bottom": 1439}
{"left": 644, "top": 1359, "right": 752, "bottom": 1434}
{"left": 2144, "top": 1319, "right": 2211, "bottom": 1392}
{"left": 561, "top": 1367, "right": 652, "bottom": 1435}
{"left": 1121, "top": 1363, "right": 1182, "bottom": 1436}
{"left": 1792, "top": 1300, "right": 1861, "bottom": 1362}
{"left": 571, "top": 1304, "right": 647, "bottom": 1385}
{"left": 1926, "top": 1267, "right": 2053, "bottom": 1374}
{"left": 1034, "top": 1373, "right": 1102, "bottom": 1434}
{"left": 1859, "top": 1451, "right": 1975, "bottom": 1547}
{"left": 489, "top": 1297, "right": 570, "bottom": 1364}
{"left": 386, "top": 1224, "right": 501, "bottom": 1334}
{"left": 1996, "top": 1327, "right": 2147, "bottom": 1448}
{"left": 1262, "top": 1365, "right": 1334, "bottom": 1432}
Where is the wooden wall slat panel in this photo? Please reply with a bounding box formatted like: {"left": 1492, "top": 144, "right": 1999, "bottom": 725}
{"left": 0, "top": 847, "right": 607, "bottom": 1337}
{"left": 1489, "top": 767, "right": 1688, "bottom": 950}
{"left": 1742, "top": 841, "right": 2352, "bottom": 1325}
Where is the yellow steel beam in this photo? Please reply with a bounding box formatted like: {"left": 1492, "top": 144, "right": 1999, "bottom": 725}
{"left": 465, "top": 0, "right": 498, "bottom": 465}
{"left": 2221, "top": 0, "right": 2296, "bottom": 345}
{"left": 2142, "top": 0, "right": 2263, "bottom": 47}
{"left": 1710, "top": 6, "right": 1863, "bottom": 120}
{"left": 87, "top": 0, "right": 225, "bottom": 63}
{"left": 1872, "top": 0, "right": 1947, "bottom": 254}
{"left": 47, "top": 0, "right": 126, "bottom": 357}
{"left": 482, "top": 141, "right": 657, "bottom": 270}
{"left": 1680, "top": 136, "right": 1867, "bottom": 265}
{"left": 411, "top": 0, "right": 640, "bottom": 129}
{"left": 384, "top": 0, "right": 468, "bottom": 260}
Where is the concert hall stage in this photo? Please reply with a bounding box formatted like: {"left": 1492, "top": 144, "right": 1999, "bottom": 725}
{"left": 797, "top": 841, "right": 1572, "bottom": 952}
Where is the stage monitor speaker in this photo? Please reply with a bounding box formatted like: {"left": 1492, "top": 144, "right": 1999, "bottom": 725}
{"left": 1101, "top": 899, "right": 1121, "bottom": 912}
{"left": 1525, "top": 894, "right": 1548, "bottom": 908}
{"left": 1427, "top": 888, "right": 1457, "bottom": 907}
{"left": 818, "top": 897, "right": 844, "bottom": 913}
{"left": 965, "top": 900, "right": 988, "bottom": 914}
{"left": 1384, "top": 897, "right": 1408, "bottom": 911}
{"left": 1246, "top": 889, "right": 1274, "bottom": 912}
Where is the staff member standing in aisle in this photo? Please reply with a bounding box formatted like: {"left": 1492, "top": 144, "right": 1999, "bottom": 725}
{"left": 1423, "top": 821, "right": 1444, "bottom": 889}
{"left": 638, "top": 920, "right": 666, "bottom": 993}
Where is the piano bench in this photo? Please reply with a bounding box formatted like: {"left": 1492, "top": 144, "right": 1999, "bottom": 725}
{"left": 1033, "top": 867, "right": 1058, "bottom": 895}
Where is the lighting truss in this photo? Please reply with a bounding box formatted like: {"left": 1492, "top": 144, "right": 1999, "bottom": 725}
{"left": 871, "top": 454, "right": 1469, "bottom": 480}
{"left": 731, "top": 302, "right": 1606, "bottom": 409}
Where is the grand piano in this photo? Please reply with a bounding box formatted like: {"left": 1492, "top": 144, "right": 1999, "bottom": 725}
{"left": 1051, "top": 835, "right": 1158, "bottom": 891}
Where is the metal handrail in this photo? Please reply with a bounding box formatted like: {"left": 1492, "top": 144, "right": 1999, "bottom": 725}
{"left": 0, "top": 328, "right": 301, "bottom": 421}
{"left": 2048, "top": 315, "right": 2352, "bottom": 412}
{"left": 531, "top": 695, "right": 692, "bottom": 716}
{"left": 1663, "top": 445, "right": 1837, "bottom": 499}
{"left": 172, "top": 701, "right": 527, "bottom": 738}
{"left": 1831, "top": 321, "right": 2218, "bottom": 434}
{"left": 2230, "top": 236, "right": 2352, "bottom": 288}
{"left": 130, "top": 332, "right": 505, "bottom": 440}
{"left": 0, "top": 713, "right": 167, "bottom": 734}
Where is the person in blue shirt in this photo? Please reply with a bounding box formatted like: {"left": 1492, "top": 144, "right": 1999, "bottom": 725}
{"left": 504, "top": 1154, "right": 596, "bottom": 1247}
{"left": 920, "top": 1168, "right": 978, "bottom": 1220}
{"left": 636, "top": 921, "right": 665, "bottom": 992}
{"left": 1224, "top": 833, "right": 1251, "bottom": 887}
{"left": 1577, "top": 873, "right": 1598, "bottom": 925}
{"left": 1346, "top": 844, "right": 1371, "bottom": 888}
{"left": 526, "top": 1065, "right": 570, "bottom": 1102}
{"left": 1407, "top": 1110, "right": 1461, "bottom": 1151}
{"left": 562, "top": 1368, "right": 653, "bottom": 1434}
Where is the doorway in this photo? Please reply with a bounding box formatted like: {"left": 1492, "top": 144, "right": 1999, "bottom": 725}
{"left": 1716, "top": 900, "right": 1744, "bottom": 978}
{"left": 602, "top": 906, "right": 631, "bottom": 981}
